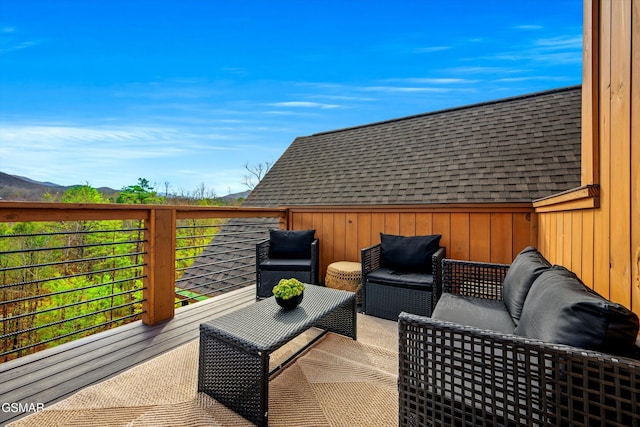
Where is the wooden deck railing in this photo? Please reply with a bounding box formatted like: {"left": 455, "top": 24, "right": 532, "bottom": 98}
{"left": 1, "top": 201, "right": 542, "bottom": 361}
{"left": 0, "top": 202, "right": 287, "bottom": 360}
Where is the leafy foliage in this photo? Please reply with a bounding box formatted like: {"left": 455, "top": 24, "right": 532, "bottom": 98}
{"left": 0, "top": 180, "right": 225, "bottom": 361}
{"left": 117, "top": 178, "right": 163, "bottom": 204}
{"left": 272, "top": 278, "right": 305, "bottom": 300}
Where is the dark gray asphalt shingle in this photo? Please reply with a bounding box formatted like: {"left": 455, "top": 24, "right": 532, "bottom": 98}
{"left": 183, "top": 86, "right": 581, "bottom": 295}
{"left": 245, "top": 86, "right": 581, "bottom": 207}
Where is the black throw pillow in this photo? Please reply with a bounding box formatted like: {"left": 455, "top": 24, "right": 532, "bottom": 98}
{"left": 379, "top": 233, "right": 441, "bottom": 273}
{"left": 269, "top": 229, "right": 315, "bottom": 259}
{"left": 515, "top": 266, "right": 639, "bottom": 356}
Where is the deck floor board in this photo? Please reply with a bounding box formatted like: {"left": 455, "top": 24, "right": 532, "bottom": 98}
{"left": 0, "top": 286, "right": 255, "bottom": 426}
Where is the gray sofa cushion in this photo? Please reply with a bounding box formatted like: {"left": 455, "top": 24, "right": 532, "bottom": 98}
{"left": 432, "top": 293, "right": 516, "bottom": 334}
{"left": 259, "top": 258, "right": 312, "bottom": 271}
{"left": 515, "top": 266, "right": 640, "bottom": 356}
{"left": 380, "top": 233, "right": 441, "bottom": 273}
{"left": 367, "top": 267, "right": 434, "bottom": 290}
{"left": 502, "top": 246, "right": 551, "bottom": 326}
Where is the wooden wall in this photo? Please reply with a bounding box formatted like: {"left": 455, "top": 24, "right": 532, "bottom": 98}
{"left": 288, "top": 205, "right": 537, "bottom": 282}
{"left": 537, "top": 0, "right": 639, "bottom": 315}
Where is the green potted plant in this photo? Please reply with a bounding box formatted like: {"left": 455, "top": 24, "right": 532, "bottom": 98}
{"left": 272, "top": 278, "right": 305, "bottom": 309}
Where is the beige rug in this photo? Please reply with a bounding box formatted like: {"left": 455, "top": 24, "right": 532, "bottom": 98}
{"left": 10, "top": 314, "right": 398, "bottom": 426}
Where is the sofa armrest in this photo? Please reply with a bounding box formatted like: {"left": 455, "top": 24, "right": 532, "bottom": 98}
{"left": 310, "top": 238, "right": 319, "bottom": 284}
{"left": 361, "top": 244, "right": 380, "bottom": 307}
{"left": 430, "top": 247, "right": 446, "bottom": 306}
{"left": 398, "top": 312, "right": 640, "bottom": 427}
{"left": 361, "top": 243, "right": 381, "bottom": 277}
{"left": 441, "top": 258, "right": 509, "bottom": 301}
{"left": 256, "top": 239, "right": 270, "bottom": 263}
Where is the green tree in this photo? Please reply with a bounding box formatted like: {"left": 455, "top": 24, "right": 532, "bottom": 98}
{"left": 62, "top": 184, "right": 106, "bottom": 204}
{"left": 117, "top": 178, "right": 163, "bottom": 204}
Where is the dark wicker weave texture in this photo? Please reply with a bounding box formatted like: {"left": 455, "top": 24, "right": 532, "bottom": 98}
{"left": 361, "top": 244, "right": 445, "bottom": 320}
{"left": 398, "top": 258, "right": 640, "bottom": 427}
{"left": 198, "top": 284, "right": 356, "bottom": 426}
{"left": 441, "top": 258, "right": 509, "bottom": 299}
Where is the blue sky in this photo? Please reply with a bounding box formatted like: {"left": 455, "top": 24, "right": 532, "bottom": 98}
{"left": 0, "top": 0, "right": 583, "bottom": 196}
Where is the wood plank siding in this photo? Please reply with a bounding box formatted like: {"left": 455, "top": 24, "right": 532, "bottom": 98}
{"left": 536, "top": 0, "right": 639, "bottom": 316}
{"left": 287, "top": 205, "right": 537, "bottom": 282}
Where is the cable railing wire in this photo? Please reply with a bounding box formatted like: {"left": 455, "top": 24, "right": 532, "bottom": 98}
{"left": 0, "top": 227, "right": 146, "bottom": 239}
{"left": 1, "top": 238, "right": 146, "bottom": 256}
{"left": 1, "top": 308, "right": 145, "bottom": 358}
{"left": 0, "top": 264, "right": 145, "bottom": 290}
{"left": 0, "top": 251, "right": 146, "bottom": 273}
{"left": 1, "top": 212, "right": 278, "bottom": 359}
{"left": 2, "top": 286, "right": 144, "bottom": 324}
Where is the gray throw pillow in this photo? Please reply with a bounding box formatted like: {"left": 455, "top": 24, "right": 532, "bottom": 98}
{"left": 515, "top": 266, "right": 639, "bottom": 357}
{"left": 502, "top": 246, "right": 551, "bottom": 325}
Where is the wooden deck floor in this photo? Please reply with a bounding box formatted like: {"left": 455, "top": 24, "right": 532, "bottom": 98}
{"left": 0, "top": 286, "right": 256, "bottom": 426}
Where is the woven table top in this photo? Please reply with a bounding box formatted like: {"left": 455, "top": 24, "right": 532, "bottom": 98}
{"left": 200, "top": 284, "right": 355, "bottom": 353}
{"left": 327, "top": 261, "right": 361, "bottom": 275}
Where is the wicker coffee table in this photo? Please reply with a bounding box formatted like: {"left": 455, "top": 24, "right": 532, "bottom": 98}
{"left": 198, "top": 284, "right": 357, "bottom": 426}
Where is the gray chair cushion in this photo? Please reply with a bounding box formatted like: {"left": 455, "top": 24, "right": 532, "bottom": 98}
{"left": 432, "top": 293, "right": 516, "bottom": 334}
{"left": 367, "top": 268, "right": 434, "bottom": 290}
{"left": 268, "top": 229, "right": 315, "bottom": 259}
{"left": 515, "top": 266, "right": 640, "bottom": 356}
{"left": 502, "top": 246, "right": 551, "bottom": 326}
{"left": 259, "top": 258, "right": 312, "bottom": 271}
{"left": 379, "top": 233, "right": 441, "bottom": 273}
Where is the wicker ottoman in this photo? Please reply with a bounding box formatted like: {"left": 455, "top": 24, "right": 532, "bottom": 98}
{"left": 325, "top": 261, "right": 362, "bottom": 303}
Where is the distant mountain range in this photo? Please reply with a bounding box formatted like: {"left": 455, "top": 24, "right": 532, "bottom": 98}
{"left": 0, "top": 172, "right": 250, "bottom": 202}
{"left": 0, "top": 172, "right": 120, "bottom": 201}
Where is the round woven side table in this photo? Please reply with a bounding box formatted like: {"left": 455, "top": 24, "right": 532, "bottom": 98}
{"left": 325, "top": 261, "right": 362, "bottom": 303}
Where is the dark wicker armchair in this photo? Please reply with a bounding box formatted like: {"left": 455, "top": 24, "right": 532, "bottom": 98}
{"left": 255, "top": 229, "right": 319, "bottom": 299}
{"left": 361, "top": 233, "right": 445, "bottom": 320}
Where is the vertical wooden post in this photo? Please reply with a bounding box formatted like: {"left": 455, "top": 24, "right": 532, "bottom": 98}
{"left": 582, "top": 0, "right": 600, "bottom": 186}
{"left": 143, "top": 208, "right": 176, "bottom": 325}
{"left": 279, "top": 209, "right": 289, "bottom": 230}
{"left": 631, "top": 0, "right": 640, "bottom": 316}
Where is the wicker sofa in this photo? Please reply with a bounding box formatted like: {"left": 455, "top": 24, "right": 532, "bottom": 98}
{"left": 398, "top": 247, "right": 640, "bottom": 427}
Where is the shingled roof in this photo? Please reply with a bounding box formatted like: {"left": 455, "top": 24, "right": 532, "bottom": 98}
{"left": 245, "top": 85, "right": 581, "bottom": 207}
{"left": 181, "top": 86, "right": 581, "bottom": 296}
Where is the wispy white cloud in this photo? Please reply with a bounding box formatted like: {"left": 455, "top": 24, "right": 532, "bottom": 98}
{"left": 513, "top": 25, "right": 544, "bottom": 30}
{"left": 534, "top": 35, "right": 582, "bottom": 50}
{"left": 113, "top": 83, "right": 221, "bottom": 100}
{"left": 492, "top": 75, "right": 575, "bottom": 83}
{"left": 486, "top": 35, "right": 582, "bottom": 64}
{"left": 414, "top": 46, "right": 452, "bottom": 53}
{"left": 268, "top": 101, "right": 342, "bottom": 109}
{"left": 0, "top": 121, "right": 265, "bottom": 191}
{"left": 263, "top": 110, "right": 323, "bottom": 117}
{"left": 0, "top": 37, "right": 40, "bottom": 53}
{"left": 383, "top": 78, "right": 479, "bottom": 85}
{"left": 447, "top": 66, "right": 530, "bottom": 75}
{"left": 0, "top": 26, "right": 41, "bottom": 53}
{"left": 308, "top": 94, "right": 378, "bottom": 102}
{"left": 360, "top": 86, "right": 455, "bottom": 94}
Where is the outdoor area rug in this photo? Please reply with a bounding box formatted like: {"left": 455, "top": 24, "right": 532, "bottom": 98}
{"left": 9, "top": 314, "right": 398, "bottom": 426}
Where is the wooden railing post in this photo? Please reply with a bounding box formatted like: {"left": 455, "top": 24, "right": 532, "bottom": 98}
{"left": 279, "top": 207, "right": 290, "bottom": 230}
{"left": 143, "top": 208, "right": 176, "bottom": 325}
